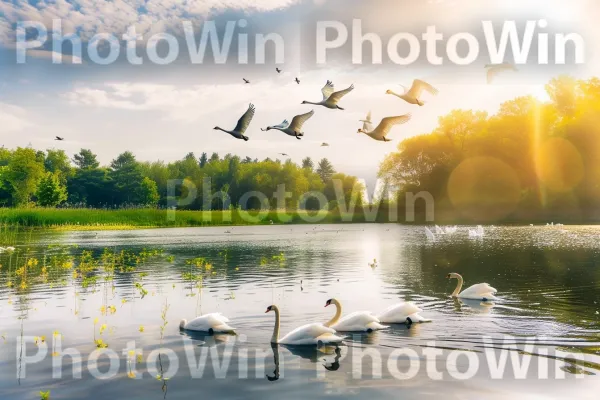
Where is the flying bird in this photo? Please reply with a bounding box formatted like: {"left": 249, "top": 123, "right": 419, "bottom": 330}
{"left": 485, "top": 62, "right": 518, "bottom": 84}
{"left": 386, "top": 79, "right": 438, "bottom": 106}
{"left": 276, "top": 68, "right": 282, "bottom": 73}
{"left": 357, "top": 114, "right": 411, "bottom": 142}
{"left": 359, "top": 111, "right": 373, "bottom": 132}
{"left": 295, "top": 77, "right": 300, "bottom": 84}
{"left": 279, "top": 153, "right": 289, "bottom": 157}
{"left": 214, "top": 103, "right": 256, "bottom": 141}
{"left": 321, "top": 142, "right": 330, "bottom": 147}
{"left": 302, "top": 80, "right": 354, "bottom": 110}
{"left": 261, "top": 110, "right": 315, "bottom": 140}
{"left": 243, "top": 78, "right": 250, "bottom": 84}
{"left": 55, "top": 136, "right": 64, "bottom": 141}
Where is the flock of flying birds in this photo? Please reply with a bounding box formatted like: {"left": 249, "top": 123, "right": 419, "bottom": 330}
{"left": 48, "top": 63, "right": 516, "bottom": 147}
{"left": 214, "top": 62, "right": 518, "bottom": 146}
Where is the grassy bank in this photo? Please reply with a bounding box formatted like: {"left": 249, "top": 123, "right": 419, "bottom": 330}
{"left": 0, "top": 208, "right": 380, "bottom": 230}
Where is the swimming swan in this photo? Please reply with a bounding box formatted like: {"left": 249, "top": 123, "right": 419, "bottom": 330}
{"left": 324, "top": 298, "right": 388, "bottom": 332}
{"left": 266, "top": 305, "right": 345, "bottom": 345}
{"left": 377, "top": 302, "right": 430, "bottom": 324}
{"left": 179, "top": 313, "right": 236, "bottom": 333}
{"left": 447, "top": 272, "right": 498, "bottom": 301}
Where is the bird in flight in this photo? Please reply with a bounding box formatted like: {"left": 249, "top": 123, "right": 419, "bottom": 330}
{"left": 213, "top": 104, "right": 256, "bottom": 141}
{"left": 302, "top": 80, "right": 354, "bottom": 110}
{"left": 321, "top": 142, "right": 330, "bottom": 147}
{"left": 55, "top": 136, "right": 64, "bottom": 141}
{"left": 279, "top": 153, "right": 289, "bottom": 157}
{"left": 276, "top": 68, "right": 282, "bottom": 73}
{"left": 357, "top": 114, "right": 412, "bottom": 142}
{"left": 359, "top": 111, "right": 373, "bottom": 132}
{"left": 295, "top": 77, "right": 300, "bottom": 84}
{"left": 485, "top": 62, "right": 518, "bottom": 84}
{"left": 386, "top": 79, "right": 438, "bottom": 106}
{"left": 243, "top": 78, "right": 250, "bottom": 84}
{"left": 261, "top": 110, "right": 315, "bottom": 140}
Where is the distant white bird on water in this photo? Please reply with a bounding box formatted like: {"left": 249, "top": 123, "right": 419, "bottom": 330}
{"left": 357, "top": 114, "right": 411, "bottom": 142}
{"left": 302, "top": 80, "right": 354, "bottom": 110}
{"left": 468, "top": 225, "right": 485, "bottom": 238}
{"left": 485, "top": 62, "right": 518, "bottom": 84}
{"left": 214, "top": 103, "right": 256, "bottom": 141}
{"left": 425, "top": 227, "right": 436, "bottom": 242}
{"left": 386, "top": 79, "right": 438, "bottom": 106}
{"left": 435, "top": 225, "right": 446, "bottom": 235}
{"left": 261, "top": 110, "right": 315, "bottom": 140}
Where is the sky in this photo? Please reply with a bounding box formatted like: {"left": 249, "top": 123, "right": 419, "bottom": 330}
{"left": 0, "top": 0, "right": 598, "bottom": 189}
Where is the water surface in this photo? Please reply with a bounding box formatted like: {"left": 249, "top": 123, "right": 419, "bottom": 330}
{"left": 1, "top": 224, "right": 599, "bottom": 399}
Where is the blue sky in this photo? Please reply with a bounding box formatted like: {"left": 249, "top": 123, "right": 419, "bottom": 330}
{"left": 0, "top": 0, "right": 597, "bottom": 188}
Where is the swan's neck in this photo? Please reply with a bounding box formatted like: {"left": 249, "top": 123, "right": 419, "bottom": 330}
{"left": 388, "top": 91, "right": 403, "bottom": 98}
{"left": 304, "top": 101, "right": 321, "bottom": 105}
{"left": 452, "top": 275, "right": 464, "bottom": 297}
{"left": 324, "top": 300, "right": 342, "bottom": 327}
{"left": 215, "top": 127, "right": 230, "bottom": 134}
{"left": 271, "top": 306, "right": 281, "bottom": 344}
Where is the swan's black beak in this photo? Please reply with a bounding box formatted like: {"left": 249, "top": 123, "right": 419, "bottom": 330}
{"left": 265, "top": 306, "right": 272, "bottom": 313}
{"left": 325, "top": 299, "right": 332, "bottom": 307}
{"left": 446, "top": 274, "right": 451, "bottom": 278}
{"left": 406, "top": 317, "right": 413, "bottom": 328}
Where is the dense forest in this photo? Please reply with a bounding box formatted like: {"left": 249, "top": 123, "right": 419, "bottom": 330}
{"left": 0, "top": 147, "right": 363, "bottom": 210}
{"left": 380, "top": 76, "right": 600, "bottom": 223}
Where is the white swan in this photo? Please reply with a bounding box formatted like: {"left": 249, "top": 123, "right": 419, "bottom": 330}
{"left": 377, "top": 302, "right": 430, "bottom": 324}
{"left": 179, "top": 313, "right": 236, "bottom": 333}
{"left": 435, "top": 225, "right": 445, "bottom": 235}
{"left": 485, "top": 62, "right": 518, "bottom": 84}
{"left": 447, "top": 272, "right": 498, "bottom": 301}
{"left": 261, "top": 110, "right": 315, "bottom": 140}
{"left": 214, "top": 103, "right": 255, "bottom": 141}
{"left": 425, "top": 227, "right": 436, "bottom": 242}
{"left": 444, "top": 226, "right": 458, "bottom": 234}
{"left": 386, "top": 79, "right": 438, "bottom": 106}
{"left": 468, "top": 225, "right": 484, "bottom": 238}
{"left": 357, "top": 114, "right": 411, "bottom": 142}
{"left": 359, "top": 111, "right": 373, "bottom": 132}
{"left": 266, "top": 305, "right": 345, "bottom": 345}
{"left": 324, "top": 298, "right": 388, "bottom": 332}
{"left": 302, "top": 80, "right": 354, "bottom": 110}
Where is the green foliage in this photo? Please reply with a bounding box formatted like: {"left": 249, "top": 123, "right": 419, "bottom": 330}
{"left": 5, "top": 148, "right": 45, "bottom": 206}
{"left": 36, "top": 172, "right": 68, "bottom": 207}
{"left": 379, "top": 75, "right": 600, "bottom": 223}
{"left": 316, "top": 158, "right": 335, "bottom": 182}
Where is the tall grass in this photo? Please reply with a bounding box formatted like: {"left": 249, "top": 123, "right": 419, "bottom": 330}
{"left": 0, "top": 208, "right": 381, "bottom": 230}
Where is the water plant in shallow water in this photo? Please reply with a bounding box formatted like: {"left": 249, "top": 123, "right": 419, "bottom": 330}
{"left": 39, "top": 391, "right": 50, "bottom": 400}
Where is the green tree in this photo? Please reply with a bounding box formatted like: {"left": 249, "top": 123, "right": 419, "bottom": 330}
{"left": 139, "top": 177, "right": 160, "bottom": 206}
{"left": 110, "top": 151, "right": 144, "bottom": 205}
{"left": 73, "top": 149, "right": 100, "bottom": 169}
{"left": 36, "top": 172, "right": 68, "bottom": 207}
{"left": 199, "top": 152, "right": 208, "bottom": 168}
{"left": 316, "top": 158, "right": 335, "bottom": 182}
{"left": 302, "top": 157, "right": 314, "bottom": 170}
{"left": 5, "top": 147, "right": 45, "bottom": 206}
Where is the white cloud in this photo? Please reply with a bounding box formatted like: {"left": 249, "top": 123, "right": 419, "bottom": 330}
{"left": 0, "top": 103, "right": 32, "bottom": 132}
{"left": 0, "top": 0, "right": 303, "bottom": 43}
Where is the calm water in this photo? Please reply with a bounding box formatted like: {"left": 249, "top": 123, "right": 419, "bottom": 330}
{"left": 1, "top": 224, "right": 600, "bottom": 399}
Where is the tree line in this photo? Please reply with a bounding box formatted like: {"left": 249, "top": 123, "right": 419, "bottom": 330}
{"left": 0, "top": 147, "right": 363, "bottom": 210}
{"left": 379, "top": 76, "right": 600, "bottom": 222}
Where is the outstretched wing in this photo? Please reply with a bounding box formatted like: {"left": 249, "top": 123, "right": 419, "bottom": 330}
{"left": 273, "top": 119, "right": 290, "bottom": 129}
{"left": 289, "top": 110, "right": 315, "bottom": 131}
{"left": 233, "top": 104, "right": 256, "bottom": 134}
{"left": 376, "top": 114, "right": 411, "bottom": 138}
{"left": 321, "top": 80, "right": 335, "bottom": 101}
{"left": 408, "top": 79, "right": 438, "bottom": 98}
{"left": 328, "top": 84, "right": 355, "bottom": 104}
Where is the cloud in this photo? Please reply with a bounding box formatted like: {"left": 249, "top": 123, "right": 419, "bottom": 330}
{"left": 0, "top": 103, "right": 32, "bottom": 132}
{"left": 0, "top": 0, "right": 304, "bottom": 43}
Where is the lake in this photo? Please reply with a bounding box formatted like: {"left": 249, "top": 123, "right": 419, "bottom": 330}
{"left": 1, "top": 224, "right": 599, "bottom": 399}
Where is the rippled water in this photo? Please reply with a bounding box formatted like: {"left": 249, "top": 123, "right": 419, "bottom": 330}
{"left": 1, "top": 224, "right": 600, "bottom": 399}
